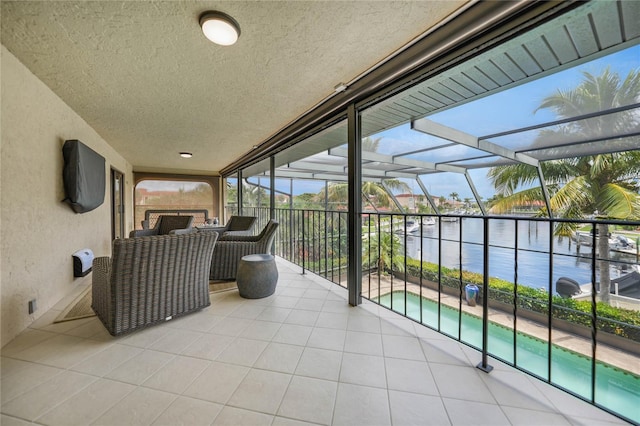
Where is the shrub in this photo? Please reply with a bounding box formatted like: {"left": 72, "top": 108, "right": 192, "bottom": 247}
{"left": 401, "top": 258, "right": 640, "bottom": 341}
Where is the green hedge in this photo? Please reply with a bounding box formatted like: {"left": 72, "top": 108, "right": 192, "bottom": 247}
{"left": 401, "top": 258, "right": 640, "bottom": 341}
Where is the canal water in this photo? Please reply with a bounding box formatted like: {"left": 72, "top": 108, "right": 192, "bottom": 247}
{"left": 402, "top": 218, "right": 638, "bottom": 292}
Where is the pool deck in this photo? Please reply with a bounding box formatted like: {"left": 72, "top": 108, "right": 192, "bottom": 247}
{"left": 361, "top": 273, "right": 640, "bottom": 377}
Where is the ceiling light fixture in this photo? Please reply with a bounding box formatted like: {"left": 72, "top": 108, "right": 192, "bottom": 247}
{"left": 199, "top": 11, "right": 241, "bottom": 46}
{"left": 180, "top": 152, "right": 193, "bottom": 158}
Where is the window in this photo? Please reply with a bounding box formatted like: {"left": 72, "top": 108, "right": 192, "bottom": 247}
{"left": 134, "top": 179, "right": 215, "bottom": 229}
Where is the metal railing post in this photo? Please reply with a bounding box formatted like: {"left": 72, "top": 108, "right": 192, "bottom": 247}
{"left": 547, "top": 219, "right": 555, "bottom": 382}
{"left": 477, "top": 216, "right": 493, "bottom": 373}
{"left": 590, "top": 223, "right": 598, "bottom": 402}
{"left": 513, "top": 219, "right": 519, "bottom": 365}
{"left": 301, "top": 210, "right": 306, "bottom": 275}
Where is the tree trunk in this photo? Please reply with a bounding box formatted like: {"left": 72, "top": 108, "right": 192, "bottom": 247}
{"left": 597, "top": 223, "right": 611, "bottom": 304}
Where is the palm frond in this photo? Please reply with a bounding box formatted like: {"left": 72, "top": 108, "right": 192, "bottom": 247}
{"left": 589, "top": 154, "right": 610, "bottom": 178}
{"left": 487, "top": 164, "right": 540, "bottom": 196}
{"left": 362, "top": 137, "right": 382, "bottom": 153}
{"left": 488, "top": 187, "right": 543, "bottom": 214}
{"left": 616, "top": 68, "right": 640, "bottom": 105}
{"left": 549, "top": 175, "right": 590, "bottom": 213}
{"left": 540, "top": 159, "right": 580, "bottom": 184}
{"left": 598, "top": 183, "right": 640, "bottom": 219}
{"left": 608, "top": 150, "right": 640, "bottom": 182}
{"left": 363, "top": 182, "right": 392, "bottom": 207}
{"left": 535, "top": 89, "right": 584, "bottom": 117}
{"left": 382, "top": 179, "right": 411, "bottom": 193}
{"left": 554, "top": 221, "right": 580, "bottom": 237}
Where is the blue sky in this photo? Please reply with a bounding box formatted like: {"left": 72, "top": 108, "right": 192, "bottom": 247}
{"left": 368, "top": 45, "right": 640, "bottom": 200}
{"left": 243, "top": 44, "right": 639, "bottom": 200}
{"left": 361, "top": 45, "right": 639, "bottom": 201}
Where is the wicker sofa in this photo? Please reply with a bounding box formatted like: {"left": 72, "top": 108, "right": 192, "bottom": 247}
{"left": 92, "top": 231, "right": 218, "bottom": 336}
{"left": 209, "top": 219, "right": 279, "bottom": 280}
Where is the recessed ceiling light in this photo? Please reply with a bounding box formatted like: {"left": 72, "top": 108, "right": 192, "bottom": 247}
{"left": 180, "top": 152, "right": 193, "bottom": 158}
{"left": 199, "top": 11, "right": 241, "bottom": 46}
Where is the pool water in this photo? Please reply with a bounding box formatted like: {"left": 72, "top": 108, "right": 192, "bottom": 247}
{"left": 378, "top": 292, "right": 640, "bottom": 423}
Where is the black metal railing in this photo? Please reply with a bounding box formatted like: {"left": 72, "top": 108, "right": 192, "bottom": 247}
{"left": 237, "top": 206, "right": 639, "bottom": 423}
{"left": 241, "top": 206, "right": 349, "bottom": 286}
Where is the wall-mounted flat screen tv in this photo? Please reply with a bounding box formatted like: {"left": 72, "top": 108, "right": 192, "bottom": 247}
{"left": 62, "top": 139, "right": 105, "bottom": 213}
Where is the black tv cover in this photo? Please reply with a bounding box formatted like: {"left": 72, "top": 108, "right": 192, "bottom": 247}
{"left": 62, "top": 139, "right": 105, "bottom": 213}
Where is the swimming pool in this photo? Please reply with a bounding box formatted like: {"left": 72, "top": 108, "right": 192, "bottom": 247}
{"left": 377, "top": 291, "right": 640, "bottom": 423}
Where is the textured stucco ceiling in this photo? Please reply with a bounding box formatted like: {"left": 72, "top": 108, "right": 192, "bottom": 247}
{"left": 1, "top": 1, "right": 466, "bottom": 174}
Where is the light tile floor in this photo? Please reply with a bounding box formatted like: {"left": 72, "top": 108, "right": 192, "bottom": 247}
{"left": 1, "top": 259, "right": 628, "bottom": 425}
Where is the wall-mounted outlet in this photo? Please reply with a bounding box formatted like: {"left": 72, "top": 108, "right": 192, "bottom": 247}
{"left": 28, "top": 299, "right": 37, "bottom": 315}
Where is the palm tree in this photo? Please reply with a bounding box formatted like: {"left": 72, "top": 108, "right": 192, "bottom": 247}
{"left": 321, "top": 179, "right": 410, "bottom": 210}
{"left": 318, "top": 182, "right": 348, "bottom": 209}
{"left": 488, "top": 68, "right": 640, "bottom": 302}
{"left": 363, "top": 230, "right": 405, "bottom": 278}
{"left": 319, "top": 136, "right": 411, "bottom": 210}
{"left": 362, "top": 136, "right": 381, "bottom": 152}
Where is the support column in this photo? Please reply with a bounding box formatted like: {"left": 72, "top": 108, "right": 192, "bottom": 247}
{"left": 270, "top": 156, "right": 276, "bottom": 220}
{"left": 237, "top": 170, "right": 243, "bottom": 215}
{"left": 347, "top": 105, "right": 362, "bottom": 306}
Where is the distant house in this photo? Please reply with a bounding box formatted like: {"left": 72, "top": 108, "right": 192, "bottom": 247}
{"left": 395, "top": 193, "right": 427, "bottom": 211}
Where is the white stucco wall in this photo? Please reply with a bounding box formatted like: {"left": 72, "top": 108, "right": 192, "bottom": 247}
{"left": 1, "top": 46, "right": 133, "bottom": 346}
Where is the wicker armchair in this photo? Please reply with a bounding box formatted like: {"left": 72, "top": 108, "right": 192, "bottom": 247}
{"left": 130, "top": 215, "right": 194, "bottom": 238}
{"left": 209, "top": 219, "right": 279, "bottom": 280}
{"left": 92, "top": 232, "right": 218, "bottom": 336}
{"left": 215, "top": 215, "right": 257, "bottom": 236}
